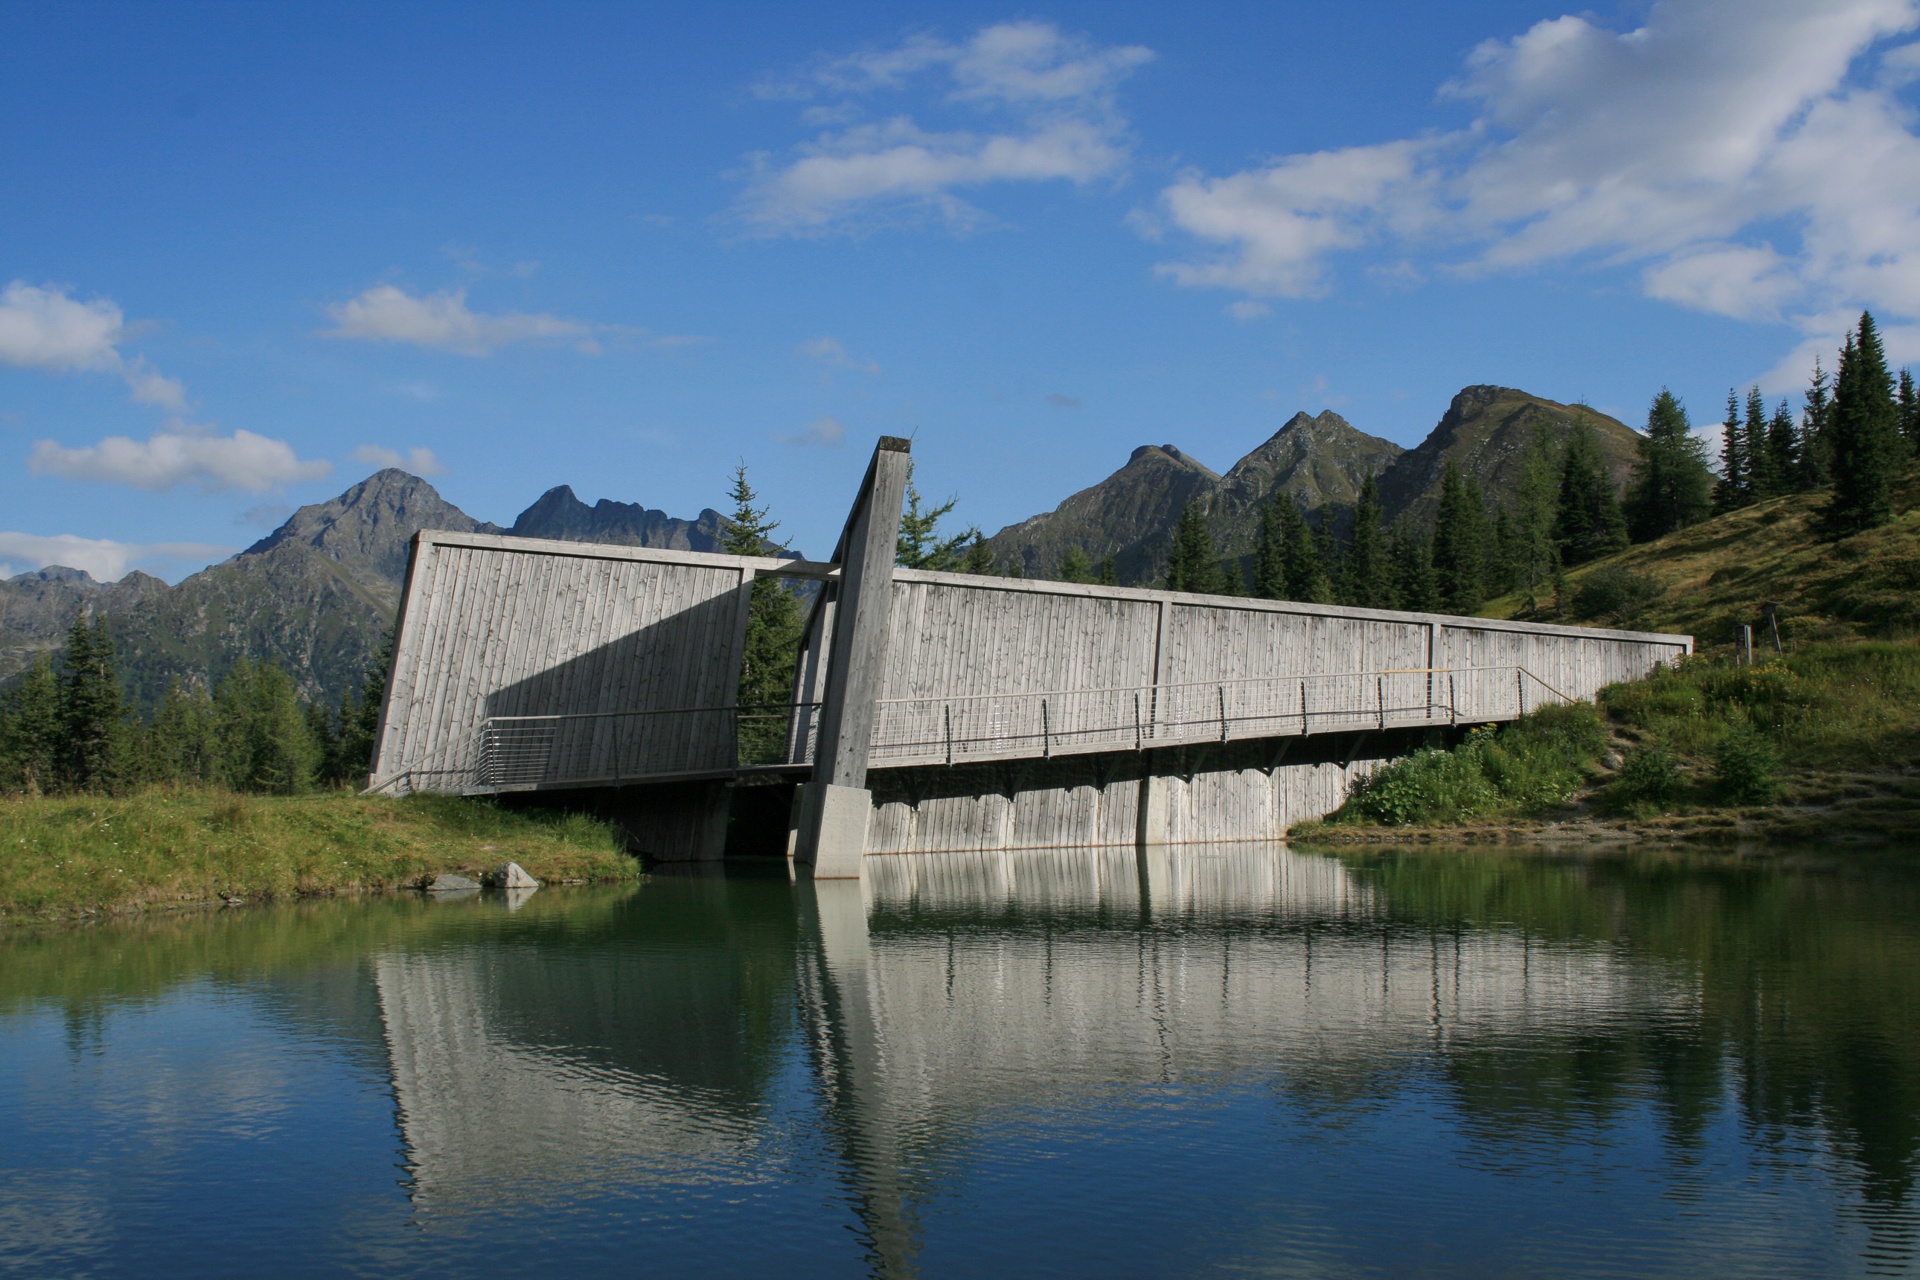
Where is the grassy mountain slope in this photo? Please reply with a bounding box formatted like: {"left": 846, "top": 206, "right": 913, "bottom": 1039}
{"left": 1377, "top": 385, "right": 1642, "bottom": 529}
{"left": 1482, "top": 463, "right": 1920, "bottom": 648}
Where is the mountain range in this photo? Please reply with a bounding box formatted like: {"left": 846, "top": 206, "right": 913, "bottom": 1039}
{"left": 984, "top": 385, "right": 1643, "bottom": 581}
{"left": 1, "top": 382, "right": 1647, "bottom": 707}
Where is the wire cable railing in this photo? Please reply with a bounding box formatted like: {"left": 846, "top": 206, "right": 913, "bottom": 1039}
{"left": 464, "top": 666, "right": 1569, "bottom": 789}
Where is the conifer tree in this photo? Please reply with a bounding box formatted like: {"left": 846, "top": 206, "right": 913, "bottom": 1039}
{"left": 1432, "top": 461, "right": 1488, "bottom": 613}
{"left": 1338, "top": 476, "right": 1392, "bottom": 609}
{"left": 1258, "top": 491, "right": 1322, "bottom": 601}
{"left": 1714, "top": 389, "right": 1750, "bottom": 512}
{"left": 212, "top": 659, "right": 319, "bottom": 794}
{"left": 961, "top": 537, "right": 996, "bottom": 575}
{"left": 1165, "top": 500, "right": 1225, "bottom": 594}
{"left": 1823, "top": 311, "right": 1902, "bottom": 536}
{"left": 1744, "top": 386, "right": 1778, "bottom": 497}
{"left": 1254, "top": 501, "right": 1284, "bottom": 600}
{"left": 1766, "top": 399, "right": 1799, "bottom": 492}
{"left": 1508, "top": 426, "right": 1564, "bottom": 608}
{"left": 1800, "top": 356, "right": 1834, "bottom": 487}
{"left": 332, "top": 632, "right": 392, "bottom": 784}
{"left": 1096, "top": 556, "right": 1118, "bottom": 587}
{"left": 0, "top": 656, "right": 62, "bottom": 794}
{"left": 1389, "top": 520, "right": 1440, "bottom": 613}
{"left": 895, "top": 465, "right": 979, "bottom": 571}
{"left": 1057, "top": 546, "right": 1095, "bottom": 583}
{"left": 1624, "top": 388, "right": 1714, "bottom": 540}
{"left": 1899, "top": 368, "right": 1919, "bottom": 457}
{"left": 1554, "top": 424, "right": 1629, "bottom": 564}
{"left": 146, "top": 678, "right": 218, "bottom": 787}
{"left": 1311, "top": 516, "right": 1342, "bottom": 604}
{"left": 59, "top": 615, "right": 125, "bottom": 791}
{"left": 724, "top": 465, "right": 805, "bottom": 761}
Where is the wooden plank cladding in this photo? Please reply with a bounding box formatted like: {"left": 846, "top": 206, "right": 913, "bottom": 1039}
{"left": 368, "top": 531, "right": 819, "bottom": 795}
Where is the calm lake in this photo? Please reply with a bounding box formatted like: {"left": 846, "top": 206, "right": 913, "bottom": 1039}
{"left": 2, "top": 843, "right": 1916, "bottom": 1278}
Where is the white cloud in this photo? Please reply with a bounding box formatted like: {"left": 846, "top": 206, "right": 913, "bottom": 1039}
{"left": 30, "top": 428, "right": 332, "bottom": 493}
{"left": 0, "top": 281, "right": 189, "bottom": 409}
{"left": 322, "top": 285, "right": 597, "bottom": 356}
{"left": 351, "top": 444, "right": 447, "bottom": 476}
{"left": 741, "top": 22, "right": 1151, "bottom": 233}
{"left": 1045, "top": 392, "right": 1081, "bottom": 408}
{"left": 798, "top": 335, "right": 881, "bottom": 374}
{"left": 0, "top": 532, "right": 233, "bottom": 583}
{"left": 1155, "top": 0, "right": 1920, "bottom": 336}
{"left": 776, "top": 416, "right": 847, "bottom": 447}
{"left": 1226, "top": 300, "right": 1272, "bottom": 322}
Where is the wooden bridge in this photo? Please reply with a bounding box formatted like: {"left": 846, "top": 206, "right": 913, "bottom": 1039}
{"left": 368, "top": 438, "right": 1691, "bottom": 876}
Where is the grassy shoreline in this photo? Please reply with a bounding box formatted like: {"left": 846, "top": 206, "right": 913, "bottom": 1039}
{"left": 0, "top": 788, "right": 639, "bottom": 923}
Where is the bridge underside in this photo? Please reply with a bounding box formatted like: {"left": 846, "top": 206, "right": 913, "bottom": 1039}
{"left": 506, "top": 727, "right": 1436, "bottom": 862}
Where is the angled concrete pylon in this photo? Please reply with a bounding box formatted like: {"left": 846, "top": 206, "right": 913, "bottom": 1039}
{"left": 794, "top": 436, "right": 911, "bottom": 878}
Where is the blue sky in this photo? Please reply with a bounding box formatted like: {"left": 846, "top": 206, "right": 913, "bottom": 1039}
{"left": 4, "top": 0, "right": 1918, "bottom": 579}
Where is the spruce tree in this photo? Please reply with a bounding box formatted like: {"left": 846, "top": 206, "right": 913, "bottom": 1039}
{"left": 895, "top": 465, "right": 979, "bottom": 571}
{"left": 1714, "top": 389, "right": 1750, "bottom": 512}
{"left": 1510, "top": 426, "right": 1563, "bottom": 609}
{"left": 961, "top": 538, "right": 996, "bottom": 574}
{"left": 1338, "top": 476, "right": 1392, "bottom": 608}
{"left": 1823, "top": 311, "right": 1902, "bottom": 536}
{"left": 1165, "top": 500, "right": 1225, "bottom": 594}
{"left": 0, "top": 656, "right": 63, "bottom": 794}
{"left": 1311, "top": 516, "right": 1343, "bottom": 605}
{"left": 1745, "top": 386, "right": 1777, "bottom": 497}
{"left": 146, "top": 678, "right": 218, "bottom": 787}
{"left": 1899, "top": 368, "right": 1919, "bottom": 457}
{"left": 213, "top": 659, "right": 319, "bottom": 794}
{"left": 1624, "top": 388, "right": 1714, "bottom": 540}
{"left": 1766, "top": 399, "right": 1799, "bottom": 492}
{"left": 724, "top": 465, "right": 805, "bottom": 762}
{"left": 1096, "top": 556, "right": 1118, "bottom": 587}
{"left": 59, "top": 615, "right": 125, "bottom": 792}
{"left": 1261, "top": 491, "right": 1321, "bottom": 601}
{"left": 1253, "top": 501, "right": 1284, "bottom": 600}
{"left": 1800, "top": 356, "right": 1833, "bottom": 487}
{"left": 1389, "top": 520, "right": 1441, "bottom": 612}
{"left": 1432, "top": 461, "right": 1487, "bottom": 614}
{"left": 1057, "top": 546, "right": 1095, "bottom": 583}
{"left": 1554, "top": 424, "right": 1629, "bottom": 564}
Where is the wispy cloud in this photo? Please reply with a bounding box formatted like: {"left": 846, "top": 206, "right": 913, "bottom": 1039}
{"left": 1045, "top": 392, "right": 1080, "bottom": 408}
{"left": 321, "top": 285, "right": 598, "bottom": 356}
{"left": 0, "top": 281, "right": 188, "bottom": 409}
{"left": 351, "top": 444, "right": 446, "bottom": 476}
{"left": 776, "top": 416, "right": 847, "bottom": 447}
{"left": 739, "top": 21, "right": 1151, "bottom": 234}
{"left": 798, "top": 335, "right": 881, "bottom": 374}
{"left": 1153, "top": 0, "right": 1920, "bottom": 382}
{"left": 30, "top": 427, "right": 332, "bottom": 493}
{"left": 0, "top": 531, "right": 233, "bottom": 583}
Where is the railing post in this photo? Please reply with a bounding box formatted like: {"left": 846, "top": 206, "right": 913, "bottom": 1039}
{"left": 944, "top": 704, "right": 952, "bottom": 766}
{"left": 1377, "top": 674, "right": 1385, "bottom": 729}
{"left": 1516, "top": 668, "right": 1526, "bottom": 718}
{"left": 1300, "top": 680, "right": 1309, "bottom": 737}
{"left": 1042, "top": 698, "right": 1051, "bottom": 759}
{"left": 1449, "top": 673, "right": 1458, "bottom": 725}
{"left": 1134, "top": 692, "right": 1143, "bottom": 752}
{"left": 1218, "top": 685, "right": 1228, "bottom": 742}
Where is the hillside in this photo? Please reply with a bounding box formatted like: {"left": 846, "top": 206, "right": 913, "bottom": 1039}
{"left": 1482, "top": 463, "right": 1920, "bottom": 647}
{"left": 985, "top": 444, "right": 1220, "bottom": 581}
{"left": 986, "top": 385, "right": 1639, "bottom": 586}
{"left": 1375, "top": 386, "right": 1641, "bottom": 530}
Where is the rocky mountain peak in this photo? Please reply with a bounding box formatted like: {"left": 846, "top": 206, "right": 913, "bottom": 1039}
{"left": 244, "top": 468, "right": 498, "bottom": 584}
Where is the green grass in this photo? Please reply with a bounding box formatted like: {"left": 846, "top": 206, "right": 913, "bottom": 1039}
{"left": 1481, "top": 462, "right": 1920, "bottom": 647}
{"left": 0, "top": 788, "right": 638, "bottom": 922}
{"left": 1306, "top": 640, "right": 1920, "bottom": 836}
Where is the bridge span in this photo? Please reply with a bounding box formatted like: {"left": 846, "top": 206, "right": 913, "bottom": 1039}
{"left": 368, "top": 437, "right": 1690, "bottom": 875}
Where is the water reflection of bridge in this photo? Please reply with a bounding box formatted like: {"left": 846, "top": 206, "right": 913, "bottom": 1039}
{"left": 373, "top": 847, "right": 1695, "bottom": 1270}
{"left": 369, "top": 437, "right": 1690, "bottom": 876}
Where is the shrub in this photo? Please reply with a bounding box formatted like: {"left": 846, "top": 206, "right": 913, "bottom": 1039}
{"left": 1572, "top": 566, "right": 1663, "bottom": 620}
{"left": 1340, "top": 736, "right": 1500, "bottom": 825}
{"left": 1607, "top": 742, "right": 1684, "bottom": 814}
{"left": 1713, "top": 720, "right": 1782, "bottom": 805}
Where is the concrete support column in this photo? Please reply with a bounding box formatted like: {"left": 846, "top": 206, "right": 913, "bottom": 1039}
{"left": 794, "top": 437, "right": 910, "bottom": 877}
{"left": 1136, "top": 772, "right": 1171, "bottom": 850}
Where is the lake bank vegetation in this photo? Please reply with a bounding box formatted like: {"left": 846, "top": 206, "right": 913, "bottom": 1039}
{"left": 0, "top": 788, "right": 635, "bottom": 923}
{"left": 1300, "top": 641, "right": 1920, "bottom": 845}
